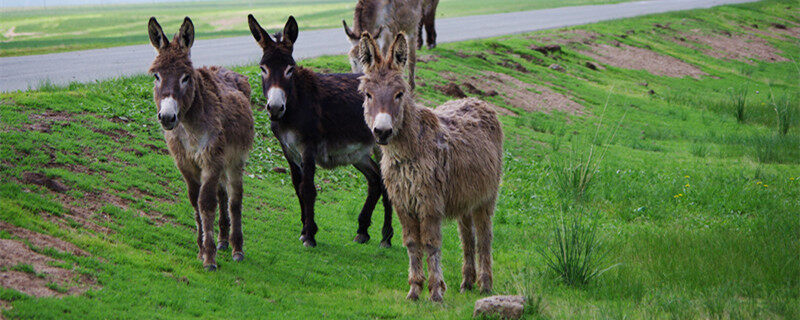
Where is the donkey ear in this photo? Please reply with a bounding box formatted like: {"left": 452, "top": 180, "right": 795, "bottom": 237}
{"left": 358, "top": 32, "right": 382, "bottom": 71}
{"left": 174, "top": 17, "right": 195, "bottom": 52}
{"left": 148, "top": 17, "right": 169, "bottom": 50}
{"left": 389, "top": 32, "right": 408, "bottom": 69}
{"left": 283, "top": 16, "right": 299, "bottom": 46}
{"left": 343, "top": 20, "right": 358, "bottom": 41}
{"left": 248, "top": 14, "right": 274, "bottom": 49}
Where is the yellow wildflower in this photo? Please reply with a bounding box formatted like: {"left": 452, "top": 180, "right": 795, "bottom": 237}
{"left": 685, "top": 184, "right": 690, "bottom": 187}
{"left": 756, "top": 181, "right": 762, "bottom": 185}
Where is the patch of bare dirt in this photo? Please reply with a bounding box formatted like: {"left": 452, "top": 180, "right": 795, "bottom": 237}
{"left": 21, "top": 172, "right": 68, "bottom": 193}
{"left": 23, "top": 110, "right": 73, "bottom": 133}
{"left": 445, "top": 72, "right": 584, "bottom": 115}
{"left": 0, "top": 222, "right": 88, "bottom": 257}
{"left": 527, "top": 29, "right": 599, "bottom": 45}
{"left": 580, "top": 43, "right": 707, "bottom": 78}
{"left": 0, "top": 239, "right": 96, "bottom": 298}
{"left": 679, "top": 30, "right": 789, "bottom": 63}
{"left": 2, "top": 26, "right": 38, "bottom": 42}
{"left": 433, "top": 79, "right": 514, "bottom": 116}
{"left": 770, "top": 26, "right": 800, "bottom": 39}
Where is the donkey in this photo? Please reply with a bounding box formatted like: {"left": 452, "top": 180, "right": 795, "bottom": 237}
{"left": 358, "top": 32, "right": 503, "bottom": 301}
{"left": 342, "top": 0, "right": 421, "bottom": 89}
{"left": 248, "top": 15, "right": 393, "bottom": 248}
{"left": 148, "top": 17, "right": 254, "bottom": 271}
{"left": 417, "top": 0, "right": 439, "bottom": 49}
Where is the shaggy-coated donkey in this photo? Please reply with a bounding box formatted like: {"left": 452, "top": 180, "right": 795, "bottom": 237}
{"left": 148, "top": 17, "right": 254, "bottom": 271}
{"left": 358, "top": 32, "right": 503, "bottom": 301}
{"left": 343, "top": 0, "right": 421, "bottom": 89}
{"left": 417, "top": 0, "right": 439, "bottom": 50}
{"left": 248, "top": 15, "right": 393, "bottom": 248}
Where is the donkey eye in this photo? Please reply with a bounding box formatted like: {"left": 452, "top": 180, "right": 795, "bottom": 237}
{"left": 260, "top": 66, "right": 269, "bottom": 78}
{"left": 395, "top": 92, "right": 403, "bottom": 100}
{"left": 365, "top": 93, "right": 372, "bottom": 100}
{"left": 153, "top": 73, "right": 160, "bottom": 81}
{"left": 180, "top": 74, "right": 190, "bottom": 85}
{"left": 285, "top": 66, "right": 294, "bottom": 78}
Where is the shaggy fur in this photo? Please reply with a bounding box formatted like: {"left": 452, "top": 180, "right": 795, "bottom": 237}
{"left": 148, "top": 17, "right": 254, "bottom": 271}
{"left": 343, "top": 0, "right": 422, "bottom": 89}
{"left": 358, "top": 32, "right": 503, "bottom": 302}
{"left": 417, "top": 0, "right": 439, "bottom": 49}
{"left": 248, "top": 15, "right": 394, "bottom": 248}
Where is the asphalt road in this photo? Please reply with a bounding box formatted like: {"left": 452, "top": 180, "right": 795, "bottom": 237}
{"left": 0, "top": 0, "right": 758, "bottom": 92}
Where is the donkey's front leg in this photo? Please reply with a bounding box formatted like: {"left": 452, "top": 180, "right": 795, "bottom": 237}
{"left": 397, "top": 209, "right": 424, "bottom": 300}
{"left": 299, "top": 146, "right": 318, "bottom": 247}
{"left": 286, "top": 161, "right": 307, "bottom": 242}
{"left": 422, "top": 213, "right": 446, "bottom": 302}
{"left": 198, "top": 170, "right": 221, "bottom": 271}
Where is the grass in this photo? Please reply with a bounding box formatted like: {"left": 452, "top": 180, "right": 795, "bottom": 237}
{"left": 0, "top": 0, "right": 637, "bottom": 57}
{"left": 1, "top": 0, "right": 799, "bottom": 318}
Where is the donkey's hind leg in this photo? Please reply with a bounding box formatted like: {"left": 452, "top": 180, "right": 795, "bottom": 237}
{"left": 474, "top": 202, "right": 495, "bottom": 293}
{"left": 226, "top": 164, "right": 245, "bottom": 262}
{"left": 352, "top": 156, "right": 383, "bottom": 244}
{"left": 458, "top": 214, "right": 476, "bottom": 292}
{"left": 217, "top": 186, "right": 230, "bottom": 251}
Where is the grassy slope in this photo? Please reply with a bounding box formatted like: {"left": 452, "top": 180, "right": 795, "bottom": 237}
{"left": 0, "top": 0, "right": 635, "bottom": 57}
{"left": 1, "top": 0, "right": 799, "bottom": 318}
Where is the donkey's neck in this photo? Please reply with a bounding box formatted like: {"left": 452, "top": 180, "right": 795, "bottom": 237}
{"left": 179, "top": 74, "right": 214, "bottom": 135}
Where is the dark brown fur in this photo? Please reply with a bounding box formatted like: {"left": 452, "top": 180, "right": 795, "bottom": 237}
{"left": 417, "top": 0, "right": 439, "bottom": 49}
{"left": 358, "top": 32, "right": 503, "bottom": 302}
{"left": 148, "top": 17, "right": 254, "bottom": 271}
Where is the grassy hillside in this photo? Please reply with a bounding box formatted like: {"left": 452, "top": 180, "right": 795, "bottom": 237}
{"left": 1, "top": 0, "right": 799, "bottom": 318}
{"left": 0, "top": 0, "right": 635, "bottom": 57}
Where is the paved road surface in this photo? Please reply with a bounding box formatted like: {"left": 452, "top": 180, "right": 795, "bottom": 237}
{"left": 0, "top": 0, "right": 758, "bottom": 92}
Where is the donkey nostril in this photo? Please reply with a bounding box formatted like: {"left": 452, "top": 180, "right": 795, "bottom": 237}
{"left": 169, "top": 114, "right": 177, "bottom": 123}
{"left": 157, "top": 113, "right": 162, "bottom": 120}
{"left": 374, "top": 128, "right": 392, "bottom": 138}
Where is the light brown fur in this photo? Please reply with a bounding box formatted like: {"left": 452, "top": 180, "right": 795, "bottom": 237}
{"left": 148, "top": 17, "right": 254, "bottom": 271}
{"left": 358, "top": 32, "right": 503, "bottom": 301}
{"left": 343, "top": 0, "right": 422, "bottom": 89}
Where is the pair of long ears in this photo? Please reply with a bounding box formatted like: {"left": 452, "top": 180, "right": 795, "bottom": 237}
{"left": 342, "top": 20, "right": 385, "bottom": 42}
{"left": 359, "top": 32, "right": 408, "bottom": 72}
{"left": 148, "top": 17, "right": 194, "bottom": 52}
{"left": 248, "top": 15, "right": 299, "bottom": 51}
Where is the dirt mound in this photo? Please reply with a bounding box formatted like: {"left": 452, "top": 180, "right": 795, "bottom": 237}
{"left": 22, "top": 172, "right": 69, "bottom": 193}
{"left": 680, "top": 30, "right": 789, "bottom": 63}
{"left": 447, "top": 72, "right": 584, "bottom": 115}
{"left": 435, "top": 82, "right": 467, "bottom": 98}
{"left": 0, "top": 222, "right": 88, "bottom": 257}
{"left": 24, "top": 110, "right": 73, "bottom": 133}
{"left": 581, "top": 43, "right": 707, "bottom": 78}
{"left": 0, "top": 239, "right": 96, "bottom": 298}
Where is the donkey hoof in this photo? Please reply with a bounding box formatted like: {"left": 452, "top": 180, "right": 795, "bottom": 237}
{"left": 429, "top": 291, "right": 443, "bottom": 302}
{"left": 427, "top": 43, "right": 436, "bottom": 50}
{"left": 217, "top": 241, "right": 229, "bottom": 251}
{"left": 460, "top": 281, "right": 474, "bottom": 293}
{"left": 303, "top": 239, "right": 317, "bottom": 248}
{"left": 232, "top": 252, "right": 244, "bottom": 262}
{"left": 379, "top": 240, "right": 391, "bottom": 248}
{"left": 204, "top": 264, "right": 218, "bottom": 272}
{"left": 353, "top": 233, "right": 370, "bottom": 244}
{"left": 299, "top": 234, "right": 306, "bottom": 242}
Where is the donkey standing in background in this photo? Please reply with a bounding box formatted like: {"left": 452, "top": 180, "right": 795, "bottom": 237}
{"left": 148, "top": 17, "right": 254, "bottom": 271}
{"left": 343, "top": 0, "right": 421, "bottom": 89}
{"left": 417, "top": 0, "right": 439, "bottom": 49}
{"left": 358, "top": 32, "right": 503, "bottom": 301}
{"left": 248, "top": 15, "right": 394, "bottom": 248}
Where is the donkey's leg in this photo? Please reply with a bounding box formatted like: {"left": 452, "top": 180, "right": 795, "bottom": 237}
{"left": 425, "top": 0, "right": 439, "bottom": 49}
{"left": 474, "top": 204, "right": 495, "bottom": 293}
{"left": 458, "top": 214, "right": 476, "bottom": 292}
{"left": 422, "top": 213, "right": 446, "bottom": 302}
{"left": 417, "top": 20, "right": 424, "bottom": 50}
{"left": 299, "top": 147, "right": 318, "bottom": 247}
{"left": 398, "top": 210, "right": 424, "bottom": 300}
{"left": 226, "top": 165, "right": 245, "bottom": 262}
{"left": 178, "top": 167, "right": 202, "bottom": 260}
{"left": 352, "top": 157, "right": 383, "bottom": 244}
{"left": 379, "top": 183, "right": 394, "bottom": 248}
{"left": 217, "top": 186, "right": 230, "bottom": 251}
{"left": 287, "top": 161, "right": 306, "bottom": 242}
{"left": 198, "top": 170, "right": 221, "bottom": 271}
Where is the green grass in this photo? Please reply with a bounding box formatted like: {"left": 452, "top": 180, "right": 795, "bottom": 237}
{"left": 1, "top": 0, "right": 799, "bottom": 318}
{"left": 0, "top": 0, "right": 636, "bottom": 57}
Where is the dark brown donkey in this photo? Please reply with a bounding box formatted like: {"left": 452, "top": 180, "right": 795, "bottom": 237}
{"left": 417, "top": 0, "right": 439, "bottom": 49}
{"left": 248, "top": 15, "right": 393, "bottom": 248}
{"left": 148, "top": 17, "right": 254, "bottom": 271}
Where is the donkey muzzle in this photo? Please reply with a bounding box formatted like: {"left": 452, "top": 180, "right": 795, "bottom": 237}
{"left": 158, "top": 97, "right": 179, "bottom": 130}
{"left": 266, "top": 87, "right": 287, "bottom": 120}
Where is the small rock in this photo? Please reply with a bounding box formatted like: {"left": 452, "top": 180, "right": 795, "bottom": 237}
{"left": 463, "top": 83, "right": 485, "bottom": 96}
{"left": 271, "top": 167, "right": 288, "bottom": 174}
{"left": 585, "top": 61, "right": 598, "bottom": 70}
{"left": 751, "top": 24, "right": 759, "bottom": 29}
{"left": 485, "top": 90, "right": 499, "bottom": 97}
{"left": 474, "top": 295, "right": 526, "bottom": 319}
{"left": 22, "top": 172, "right": 68, "bottom": 193}
{"left": 549, "top": 64, "right": 565, "bottom": 72}
{"left": 435, "top": 82, "right": 467, "bottom": 98}
{"left": 648, "top": 89, "right": 656, "bottom": 95}
{"left": 772, "top": 23, "right": 787, "bottom": 30}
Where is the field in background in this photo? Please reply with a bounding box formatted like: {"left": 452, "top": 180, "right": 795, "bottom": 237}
{"left": 1, "top": 0, "right": 799, "bottom": 318}
{"left": 0, "top": 0, "right": 636, "bottom": 57}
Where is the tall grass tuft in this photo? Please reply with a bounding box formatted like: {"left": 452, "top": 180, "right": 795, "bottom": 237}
{"left": 729, "top": 86, "right": 748, "bottom": 123}
{"left": 539, "top": 213, "right": 618, "bottom": 287}
{"left": 772, "top": 93, "right": 798, "bottom": 136}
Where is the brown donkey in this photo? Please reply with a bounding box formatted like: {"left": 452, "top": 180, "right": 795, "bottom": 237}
{"left": 417, "top": 0, "right": 439, "bottom": 49}
{"left": 357, "top": 32, "right": 503, "bottom": 301}
{"left": 343, "top": 0, "right": 421, "bottom": 89}
{"left": 148, "top": 17, "right": 254, "bottom": 271}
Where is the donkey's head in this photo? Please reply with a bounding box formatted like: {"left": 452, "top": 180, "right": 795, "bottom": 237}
{"left": 343, "top": 20, "right": 384, "bottom": 73}
{"left": 148, "top": 17, "right": 196, "bottom": 131}
{"left": 358, "top": 32, "right": 410, "bottom": 145}
{"left": 248, "top": 15, "right": 299, "bottom": 121}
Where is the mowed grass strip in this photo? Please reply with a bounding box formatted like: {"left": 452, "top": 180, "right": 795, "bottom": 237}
{"left": 1, "top": 0, "right": 799, "bottom": 318}
{"left": 0, "top": 0, "right": 637, "bottom": 57}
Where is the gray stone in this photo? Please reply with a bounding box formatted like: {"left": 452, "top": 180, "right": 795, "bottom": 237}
{"left": 473, "top": 295, "right": 525, "bottom": 319}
